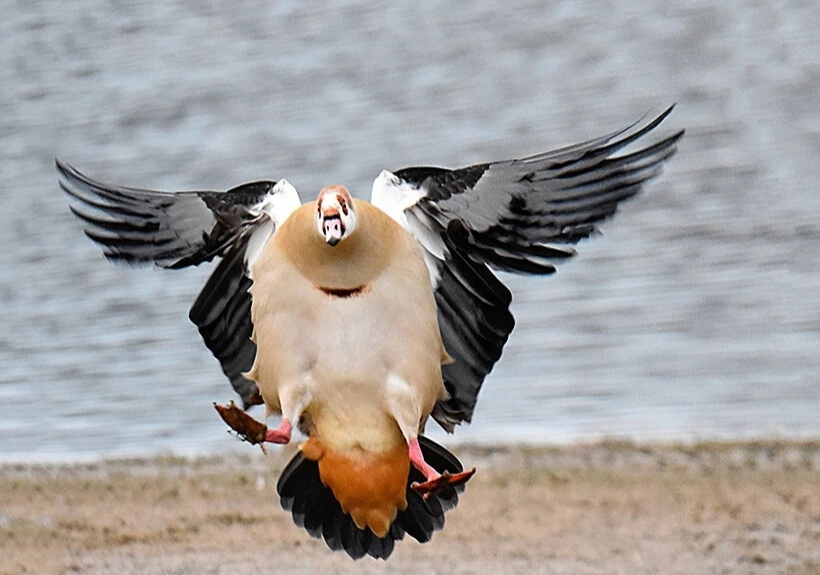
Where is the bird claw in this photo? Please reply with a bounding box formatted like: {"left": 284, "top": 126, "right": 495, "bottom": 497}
{"left": 411, "top": 467, "right": 476, "bottom": 498}
{"left": 214, "top": 401, "right": 269, "bottom": 454}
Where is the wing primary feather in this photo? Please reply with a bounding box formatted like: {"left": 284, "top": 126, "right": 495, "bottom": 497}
{"left": 518, "top": 104, "right": 678, "bottom": 170}
{"left": 189, "top": 244, "right": 260, "bottom": 408}
{"left": 59, "top": 159, "right": 278, "bottom": 269}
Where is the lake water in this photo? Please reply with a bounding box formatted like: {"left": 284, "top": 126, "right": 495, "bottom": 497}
{"left": 1, "top": 0, "right": 818, "bottom": 463}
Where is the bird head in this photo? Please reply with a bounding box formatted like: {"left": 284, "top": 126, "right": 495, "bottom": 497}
{"left": 316, "top": 185, "right": 356, "bottom": 246}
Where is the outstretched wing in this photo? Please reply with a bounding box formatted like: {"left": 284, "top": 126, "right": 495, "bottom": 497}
{"left": 371, "top": 106, "right": 684, "bottom": 430}
{"left": 58, "top": 160, "right": 297, "bottom": 407}
{"left": 57, "top": 159, "right": 278, "bottom": 269}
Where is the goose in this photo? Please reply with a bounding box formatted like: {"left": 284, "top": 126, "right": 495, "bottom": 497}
{"left": 59, "top": 105, "right": 683, "bottom": 559}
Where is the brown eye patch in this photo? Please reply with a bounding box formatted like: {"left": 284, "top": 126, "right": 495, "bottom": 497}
{"left": 339, "top": 197, "right": 348, "bottom": 215}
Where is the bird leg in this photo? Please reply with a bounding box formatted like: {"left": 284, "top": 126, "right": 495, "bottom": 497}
{"left": 383, "top": 374, "right": 476, "bottom": 496}
{"left": 408, "top": 437, "right": 476, "bottom": 497}
{"left": 266, "top": 418, "right": 292, "bottom": 444}
{"left": 214, "top": 401, "right": 292, "bottom": 455}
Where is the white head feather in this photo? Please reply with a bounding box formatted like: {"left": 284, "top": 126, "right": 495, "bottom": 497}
{"left": 316, "top": 185, "right": 357, "bottom": 246}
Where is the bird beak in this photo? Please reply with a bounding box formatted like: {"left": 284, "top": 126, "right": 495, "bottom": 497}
{"left": 322, "top": 210, "right": 344, "bottom": 246}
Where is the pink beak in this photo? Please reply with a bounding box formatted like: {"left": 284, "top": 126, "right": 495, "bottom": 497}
{"left": 322, "top": 213, "right": 344, "bottom": 246}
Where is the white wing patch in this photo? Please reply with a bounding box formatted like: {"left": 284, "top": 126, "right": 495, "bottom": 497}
{"left": 370, "top": 170, "right": 425, "bottom": 227}
{"left": 245, "top": 179, "right": 302, "bottom": 277}
{"left": 370, "top": 170, "right": 445, "bottom": 288}
{"left": 404, "top": 209, "right": 444, "bottom": 288}
{"left": 263, "top": 179, "right": 302, "bottom": 224}
{"left": 245, "top": 219, "right": 274, "bottom": 279}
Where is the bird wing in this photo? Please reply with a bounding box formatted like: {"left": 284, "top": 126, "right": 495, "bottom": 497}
{"left": 370, "top": 105, "right": 684, "bottom": 429}
{"left": 57, "top": 159, "right": 280, "bottom": 269}
{"left": 57, "top": 160, "right": 296, "bottom": 407}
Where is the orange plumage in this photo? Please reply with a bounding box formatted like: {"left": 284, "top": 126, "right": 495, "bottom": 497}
{"left": 301, "top": 437, "right": 409, "bottom": 537}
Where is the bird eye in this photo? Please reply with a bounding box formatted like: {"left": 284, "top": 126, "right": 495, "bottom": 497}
{"left": 339, "top": 198, "right": 348, "bottom": 215}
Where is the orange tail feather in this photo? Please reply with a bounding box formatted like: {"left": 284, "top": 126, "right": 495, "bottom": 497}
{"left": 301, "top": 438, "right": 409, "bottom": 537}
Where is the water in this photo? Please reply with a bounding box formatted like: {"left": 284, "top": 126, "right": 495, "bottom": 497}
{"left": 1, "top": 0, "right": 818, "bottom": 463}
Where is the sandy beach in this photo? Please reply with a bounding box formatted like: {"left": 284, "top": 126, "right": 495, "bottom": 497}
{"left": 2, "top": 440, "right": 818, "bottom": 575}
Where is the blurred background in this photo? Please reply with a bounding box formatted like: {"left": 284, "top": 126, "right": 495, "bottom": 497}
{"left": 1, "top": 0, "right": 817, "bottom": 462}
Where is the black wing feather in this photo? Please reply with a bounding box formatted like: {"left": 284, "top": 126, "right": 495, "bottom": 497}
{"left": 388, "top": 106, "right": 683, "bottom": 428}
{"left": 429, "top": 241, "right": 515, "bottom": 429}
{"left": 59, "top": 159, "right": 273, "bottom": 406}
{"left": 58, "top": 159, "right": 275, "bottom": 269}
{"left": 187, "top": 244, "right": 261, "bottom": 407}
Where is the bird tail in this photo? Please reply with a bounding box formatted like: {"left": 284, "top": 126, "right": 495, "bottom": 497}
{"left": 277, "top": 435, "right": 467, "bottom": 560}
{"left": 301, "top": 437, "right": 410, "bottom": 538}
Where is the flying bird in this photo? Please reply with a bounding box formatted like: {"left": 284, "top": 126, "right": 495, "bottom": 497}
{"left": 59, "top": 106, "right": 683, "bottom": 559}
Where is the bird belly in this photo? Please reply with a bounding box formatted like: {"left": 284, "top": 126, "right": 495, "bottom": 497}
{"left": 248, "top": 254, "right": 445, "bottom": 453}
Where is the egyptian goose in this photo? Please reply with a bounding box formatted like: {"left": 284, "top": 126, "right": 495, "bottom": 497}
{"left": 59, "top": 105, "right": 683, "bottom": 559}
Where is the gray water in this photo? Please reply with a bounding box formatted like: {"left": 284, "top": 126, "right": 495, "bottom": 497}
{"left": 1, "top": 0, "right": 818, "bottom": 463}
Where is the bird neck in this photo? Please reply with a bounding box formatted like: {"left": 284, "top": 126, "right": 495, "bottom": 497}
{"left": 276, "top": 199, "right": 400, "bottom": 290}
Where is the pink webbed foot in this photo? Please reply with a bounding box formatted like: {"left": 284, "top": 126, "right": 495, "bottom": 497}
{"left": 214, "top": 401, "right": 292, "bottom": 455}
{"left": 407, "top": 437, "right": 476, "bottom": 498}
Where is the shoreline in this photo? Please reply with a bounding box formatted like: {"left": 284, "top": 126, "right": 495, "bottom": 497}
{"left": 3, "top": 439, "right": 818, "bottom": 574}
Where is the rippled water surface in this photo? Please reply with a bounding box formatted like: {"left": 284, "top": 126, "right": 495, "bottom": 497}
{"left": 1, "top": 0, "right": 818, "bottom": 462}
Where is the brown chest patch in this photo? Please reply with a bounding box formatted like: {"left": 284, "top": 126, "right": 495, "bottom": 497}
{"left": 318, "top": 285, "right": 370, "bottom": 298}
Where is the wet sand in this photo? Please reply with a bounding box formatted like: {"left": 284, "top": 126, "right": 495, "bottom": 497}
{"left": 2, "top": 440, "right": 818, "bottom": 575}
